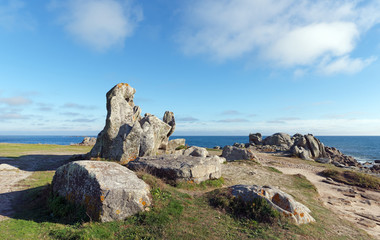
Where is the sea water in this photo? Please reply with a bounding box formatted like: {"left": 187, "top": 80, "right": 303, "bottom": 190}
{"left": 1, "top": 135, "right": 379, "bottom": 163}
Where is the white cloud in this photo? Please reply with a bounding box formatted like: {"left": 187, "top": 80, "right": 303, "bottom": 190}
{"left": 319, "top": 55, "right": 377, "bottom": 74}
{"left": 0, "top": 96, "right": 32, "bottom": 106}
{"left": 52, "top": 0, "right": 143, "bottom": 51}
{"left": 178, "top": 0, "right": 380, "bottom": 73}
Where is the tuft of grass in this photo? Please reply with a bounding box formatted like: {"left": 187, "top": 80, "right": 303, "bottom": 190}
{"left": 176, "top": 177, "right": 225, "bottom": 190}
{"left": 175, "top": 145, "right": 188, "bottom": 150}
{"left": 320, "top": 169, "right": 380, "bottom": 191}
{"left": 266, "top": 166, "right": 283, "bottom": 174}
{"left": 48, "top": 193, "right": 89, "bottom": 224}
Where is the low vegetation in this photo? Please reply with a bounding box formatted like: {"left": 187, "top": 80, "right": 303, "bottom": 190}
{"left": 0, "top": 144, "right": 374, "bottom": 239}
{"left": 320, "top": 169, "right": 380, "bottom": 191}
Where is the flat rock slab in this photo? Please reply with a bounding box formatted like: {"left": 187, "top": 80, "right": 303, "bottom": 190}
{"left": 52, "top": 160, "right": 151, "bottom": 222}
{"left": 230, "top": 185, "right": 315, "bottom": 224}
{"left": 128, "top": 155, "right": 222, "bottom": 183}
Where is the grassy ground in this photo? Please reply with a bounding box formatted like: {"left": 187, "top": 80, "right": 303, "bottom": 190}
{"left": 0, "top": 143, "right": 92, "bottom": 158}
{"left": 0, "top": 144, "right": 374, "bottom": 239}
{"left": 320, "top": 169, "right": 380, "bottom": 191}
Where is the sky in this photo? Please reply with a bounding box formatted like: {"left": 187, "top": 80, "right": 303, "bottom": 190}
{"left": 1, "top": 0, "right": 380, "bottom": 136}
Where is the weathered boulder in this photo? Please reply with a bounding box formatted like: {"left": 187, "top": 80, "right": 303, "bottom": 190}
{"left": 128, "top": 154, "right": 222, "bottom": 183}
{"left": 233, "top": 143, "right": 245, "bottom": 148}
{"left": 77, "top": 137, "right": 97, "bottom": 146}
{"left": 163, "top": 111, "right": 176, "bottom": 137}
{"left": 304, "top": 134, "right": 327, "bottom": 159}
{"left": 222, "top": 146, "right": 256, "bottom": 161}
{"left": 89, "top": 83, "right": 174, "bottom": 163}
{"left": 183, "top": 146, "right": 209, "bottom": 158}
{"left": 51, "top": 161, "right": 151, "bottom": 222}
{"left": 249, "top": 133, "right": 262, "bottom": 145}
{"left": 213, "top": 146, "right": 221, "bottom": 150}
{"left": 291, "top": 146, "right": 313, "bottom": 161}
{"left": 166, "top": 138, "right": 186, "bottom": 153}
{"left": 230, "top": 185, "right": 315, "bottom": 224}
{"left": 263, "top": 133, "right": 293, "bottom": 149}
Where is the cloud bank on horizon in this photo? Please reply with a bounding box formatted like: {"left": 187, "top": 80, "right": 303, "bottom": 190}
{"left": 1, "top": 0, "right": 380, "bottom": 136}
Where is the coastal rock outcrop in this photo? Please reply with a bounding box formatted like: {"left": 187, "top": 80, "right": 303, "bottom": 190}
{"left": 325, "top": 146, "right": 360, "bottom": 167}
{"left": 166, "top": 138, "right": 186, "bottom": 153}
{"left": 183, "top": 146, "right": 209, "bottom": 158}
{"left": 291, "top": 134, "right": 328, "bottom": 161}
{"left": 89, "top": 83, "right": 175, "bottom": 163}
{"left": 249, "top": 133, "right": 262, "bottom": 145}
{"left": 128, "top": 154, "right": 222, "bottom": 183}
{"left": 222, "top": 146, "right": 256, "bottom": 161}
{"left": 77, "top": 137, "right": 97, "bottom": 146}
{"left": 52, "top": 161, "right": 151, "bottom": 222}
{"left": 263, "top": 133, "right": 294, "bottom": 149}
{"left": 230, "top": 185, "right": 315, "bottom": 224}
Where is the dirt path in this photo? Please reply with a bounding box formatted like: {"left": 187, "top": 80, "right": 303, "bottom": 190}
{"left": 0, "top": 154, "right": 76, "bottom": 221}
{"left": 254, "top": 152, "right": 380, "bottom": 239}
{"left": 0, "top": 162, "right": 32, "bottom": 221}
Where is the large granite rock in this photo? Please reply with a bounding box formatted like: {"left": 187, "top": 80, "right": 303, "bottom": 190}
{"left": 166, "top": 138, "right": 186, "bottom": 153}
{"left": 128, "top": 154, "right": 222, "bottom": 183}
{"left": 89, "top": 83, "right": 175, "bottom": 163}
{"left": 77, "top": 137, "right": 97, "bottom": 146}
{"left": 291, "top": 134, "right": 328, "bottom": 161}
{"left": 183, "top": 146, "right": 209, "bottom": 158}
{"left": 51, "top": 160, "right": 151, "bottom": 222}
{"left": 230, "top": 185, "right": 315, "bottom": 225}
{"left": 222, "top": 146, "right": 256, "bottom": 161}
{"left": 249, "top": 133, "right": 262, "bottom": 145}
{"left": 263, "top": 133, "right": 294, "bottom": 149}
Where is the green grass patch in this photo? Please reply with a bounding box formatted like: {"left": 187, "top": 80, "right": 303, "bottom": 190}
{"left": 176, "top": 177, "right": 225, "bottom": 190}
{"left": 0, "top": 143, "right": 92, "bottom": 158}
{"left": 175, "top": 145, "right": 188, "bottom": 150}
{"left": 266, "top": 166, "right": 283, "bottom": 174}
{"left": 320, "top": 169, "right": 380, "bottom": 191}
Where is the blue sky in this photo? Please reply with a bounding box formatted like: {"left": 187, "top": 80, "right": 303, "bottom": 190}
{"left": 1, "top": 0, "right": 380, "bottom": 136}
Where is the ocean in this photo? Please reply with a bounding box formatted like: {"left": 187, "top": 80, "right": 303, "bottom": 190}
{"left": 0, "top": 135, "right": 379, "bottom": 163}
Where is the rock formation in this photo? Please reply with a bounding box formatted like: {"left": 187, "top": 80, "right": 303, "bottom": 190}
{"left": 89, "top": 83, "right": 175, "bottom": 163}
{"left": 263, "top": 133, "right": 294, "bottom": 149}
{"left": 222, "top": 146, "right": 256, "bottom": 161}
{"left": 52, "top": 161, "right": 151, "bottom": 222}
{"left": 230, "top": 184, "right": 315, "bottom": 224}
{"left": 290, "top": 134, "right": 328, "bottom": 161}
{"left": 249, "top": 133, "right": 262, "bottom": 145}
{"left": 77, "top": 137, "right": 97, "bottom": 146}
{"left": 128, "top": 154, "right": 223, "bottom": 183}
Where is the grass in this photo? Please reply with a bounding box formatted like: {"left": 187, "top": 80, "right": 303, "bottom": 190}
{"left": 175, "top": 177, "right": 225, "bottom": 190}
{"left": 0, "top": 144, "right": 375, "bottom": 239}
{"left": 265, "top": 166, "right": 283, "bottom": 174}
{"left": 320, "top": 169, "right": 380, "bottom": 191}
{"left": 0, "top": 143, "right": 92, "bottom": 158}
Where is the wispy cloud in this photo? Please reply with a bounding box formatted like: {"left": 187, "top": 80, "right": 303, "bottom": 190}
{"left": 60, "top": 112, "right": 80, "bottom": 116}
{"left": 0, "top": 112, "right": 29, "bottom": 121}
{"left": 70, "top": 118, "right": 97, "bottom": 122}
{"left": 178, "top": 0, "right": 380, "bottom": 74}
{"left": 0, "top": 96, "right": 32, "bottom": 106}
{"left": 220, "top": 110, "right": 241, "bottom": 115}
{"left": 217, "top": 118, "right": 249, "bottom": 123}
{"left": 177, "top": 116, "right": 199, "bottom": 122}
{"left": 63, "top": 103, "right": 96, "bottom": 110}
{"left": 50, "top": 0, "right": 143, "bottom": 51}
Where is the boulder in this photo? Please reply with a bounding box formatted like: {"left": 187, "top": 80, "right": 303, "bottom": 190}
{"left": 128, "top": 154, "right": 222, "bottom": 183}
{"left": 233, "top": 142, "right": 245, "bottom": 148}
{"left": 166, "top": 138, "right": 186, "bottom": 153}
{"left": 89, "top": 83, "right": 174, "bottom": 163}
{"left": 230, "top": 185, "right": 315, "bottom": 224}
{"left": 249, "top": 133, "right": 262, "bottom": 145}
{"left": 183, "top": 146, "right": 209, "bottom": 158}
{"left": 163, "top": 111, "right": 175, "bottom": 137}
{"left": 51, "top": 161, "right": 151, "bottom": 222}
{"left": 222, "top": 146, "right": 256, "bottom": 161}
{"left": 304, "top": 134, "right": 327, "bottom": 159}
{"left": 291, "top": 134, "right": 328, "bottom": 161}
{"left": 263, "top": 133, "right": 293, "bottom": 149}
{"left": 291, "top": 146, "right": 313, "bottom": 161}
{"left": 78, "top": 137, "right": 97, "bottom": 146}
{"left": 213, "top": 146, "right": 221, "bottom": 150}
